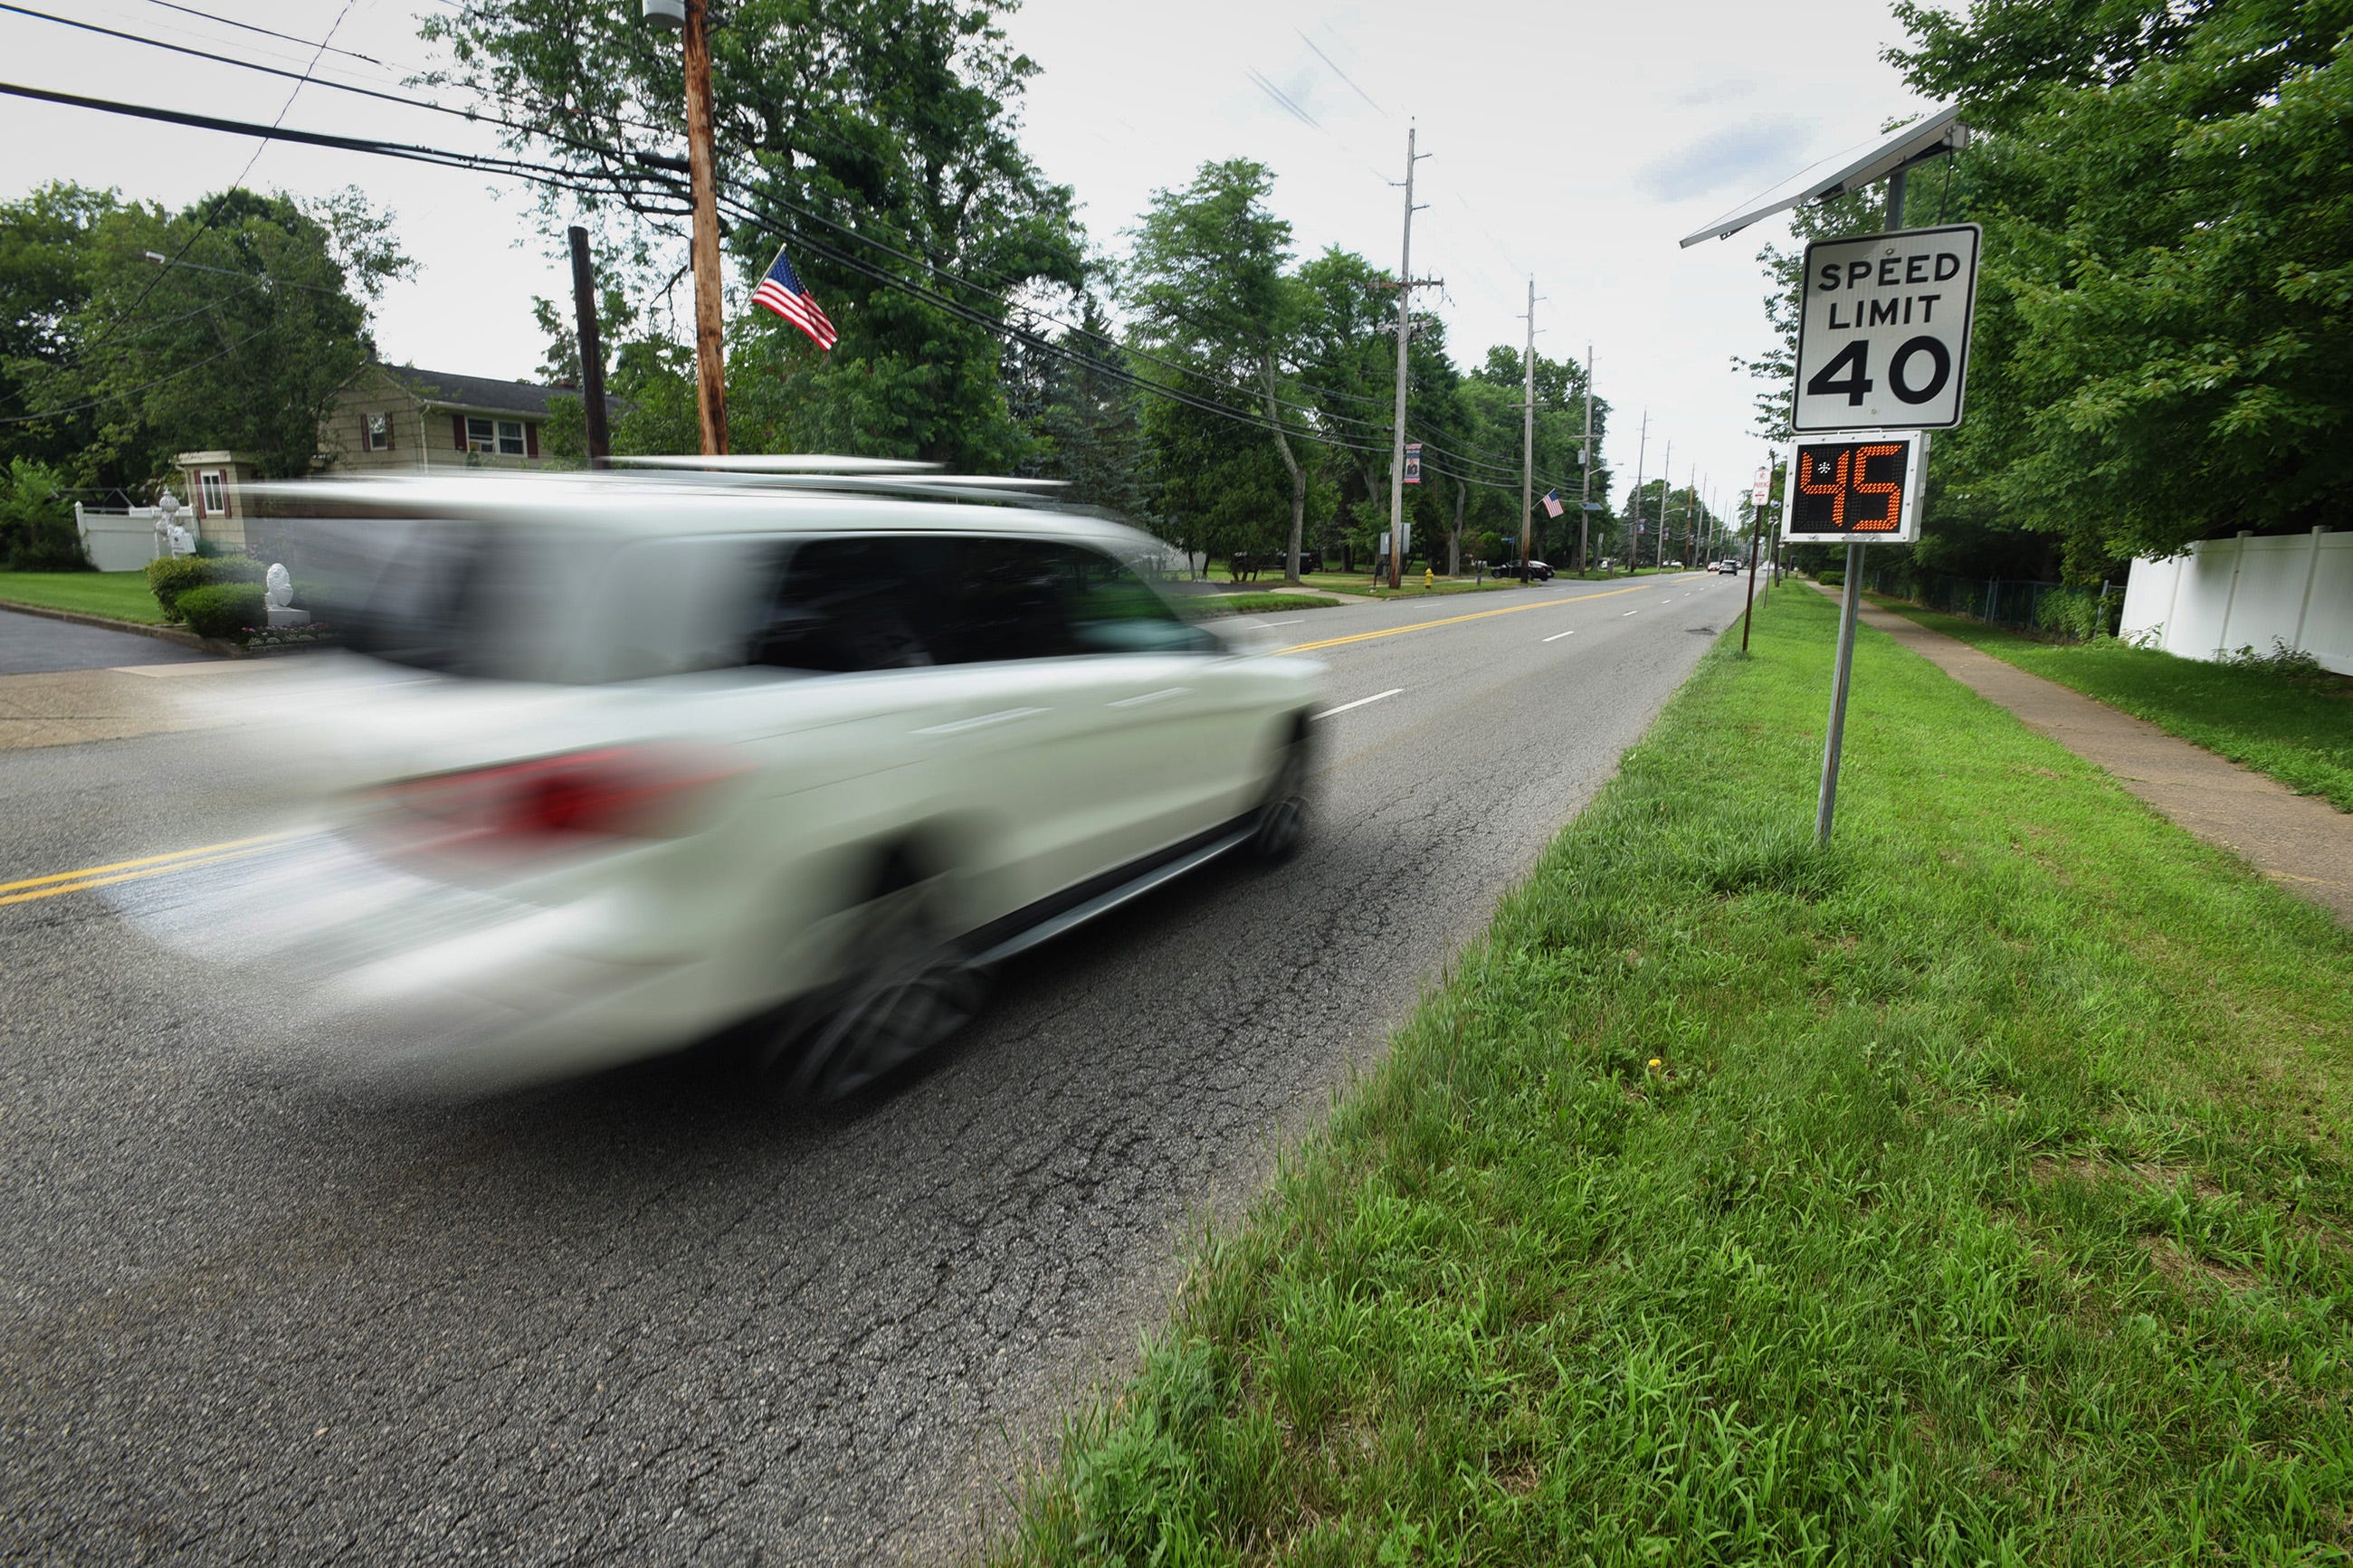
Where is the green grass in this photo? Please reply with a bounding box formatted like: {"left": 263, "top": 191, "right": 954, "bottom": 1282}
{"left": 1187, "top": 594, "right": 1344, "bottom": 617}
{"left": 0, "top": 570, "right": 166, "bottom": 624}
{"left": 997, "top": 588, "right": 2353, "bottom": 1566}
{"left": 1877, "top": 603, "right": 2353, "bottom": 813}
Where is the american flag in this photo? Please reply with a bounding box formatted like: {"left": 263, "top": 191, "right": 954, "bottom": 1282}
{"left": 1541, "top": 489, "right": 1564, "bottom": 518}
{"left": 751, "top": 242, "right": 837, "bottom": 350}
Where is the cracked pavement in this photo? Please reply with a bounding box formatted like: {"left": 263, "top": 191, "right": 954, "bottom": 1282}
{"left": 0, "top": 573, "right": 1749, "bottom": 1563}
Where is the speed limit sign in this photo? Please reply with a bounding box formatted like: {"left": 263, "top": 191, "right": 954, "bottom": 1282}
{"left": 1792, "top": 223, "right": 1980, "bottom": 432}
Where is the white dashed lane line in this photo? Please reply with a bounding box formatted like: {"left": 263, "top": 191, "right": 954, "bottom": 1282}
{"left": 1623, "top": 610, "right": 1638, "bottom": 617}
{"left": 1541, "top": 629, "right": 1577, "bottom": 643}
{"left": 1311, "top": 688, "right": 1405, "bottom": 721}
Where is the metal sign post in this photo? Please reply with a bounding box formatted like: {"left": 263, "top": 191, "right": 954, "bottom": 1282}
{"left": 1805, "top": 166, "right": 1968, "bottom": 845}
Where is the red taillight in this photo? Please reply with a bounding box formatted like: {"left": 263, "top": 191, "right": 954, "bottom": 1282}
{"left": 365, "top": 744, "right": 747, "bottom": 859}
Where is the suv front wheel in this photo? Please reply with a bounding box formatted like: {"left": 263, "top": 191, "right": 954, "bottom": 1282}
{"left": 1250, "top": 727, "right": 1313, "bottom": 862}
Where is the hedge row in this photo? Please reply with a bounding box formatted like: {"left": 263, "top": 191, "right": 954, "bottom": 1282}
{"left": 145, "top": 554, "right": 264, "bottom": 621}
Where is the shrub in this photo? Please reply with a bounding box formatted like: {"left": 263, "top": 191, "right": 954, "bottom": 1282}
{"left": 145, "top": 553, "right": 262, "bottom": 620}
{"left": 1815, "top": 567, "right": 1844, "bottom": 587}
{"left": 2033, "top": 588, "right": 2113, "bottom": 642}
{"left": 2220, "top": 638, "right": 2325, "bottom": 677}
{"left": 176, "top": 582, "right": 266, "bottom": 642}
{"left": 0, "top": 458, "right": 90, "bottom": 571}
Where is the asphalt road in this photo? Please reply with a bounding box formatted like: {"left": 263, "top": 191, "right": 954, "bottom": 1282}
{"left": 0, "top": 571, "right": 1756, "bottom": 1564}
{"left": 0, "top": 605, "right": 213, "bottom": 674}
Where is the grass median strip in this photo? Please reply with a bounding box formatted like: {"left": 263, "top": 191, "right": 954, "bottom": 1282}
{"left": 1187, "top": 594, "right": 1344, "bottom": 618}
{"left": 1874, "top": 603, "right": 2353, "bottom": 813}
{"left": 997, "top": 587, "right": 2353, "bottom": 1564}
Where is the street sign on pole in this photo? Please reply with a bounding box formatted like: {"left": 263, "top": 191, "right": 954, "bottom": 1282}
{"left": 1792, "top": 223, "right": 1981, "bottom": 432}
{"left": 1779, "top": 432, "right": 1926, "bottom": 543}
{"left": 1749, "top": 465, "right": 1770, "bottom": 508}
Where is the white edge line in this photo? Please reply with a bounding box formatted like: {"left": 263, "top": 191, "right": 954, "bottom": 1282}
{"left": 1310, "top": 687, "right": 1405, "bottom": 721}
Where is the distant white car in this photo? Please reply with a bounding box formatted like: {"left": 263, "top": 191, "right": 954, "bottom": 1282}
{"left": 216, "top": 469, "right": 1324, "bottom": 1098}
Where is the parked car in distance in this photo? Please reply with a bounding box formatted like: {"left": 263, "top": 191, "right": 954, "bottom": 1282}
{"left": 1492, "top": 559, "right": 1555, "bottom": 581}
{"left": 178, "top": 466, "right": 1326, "bottom": 1100}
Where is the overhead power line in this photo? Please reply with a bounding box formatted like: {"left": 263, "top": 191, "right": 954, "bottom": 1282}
{"left": 0, "top": 79, "right": 1586, "bottom": 495}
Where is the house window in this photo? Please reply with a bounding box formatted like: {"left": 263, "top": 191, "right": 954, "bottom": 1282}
{"left": 364, "top": 412, "right": 391, "bottom": 451}
{"left": 464, "top": 416, "right": 528, "bottom": 455}
{"left": 198, "top": 471, "right": 225, "bottom": 516}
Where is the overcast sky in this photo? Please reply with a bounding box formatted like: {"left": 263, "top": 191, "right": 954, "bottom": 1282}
{"left": 3, "top": 0, "right": 1942, "bottom": 517}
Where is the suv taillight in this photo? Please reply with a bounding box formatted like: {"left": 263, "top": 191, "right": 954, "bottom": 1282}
{"left": 364, "top": 745, "right": 746, "bottom": 857}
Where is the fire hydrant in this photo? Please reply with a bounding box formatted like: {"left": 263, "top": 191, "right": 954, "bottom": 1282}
{"left": 1424, "top": 565, "right": 1434, "bottom": 589}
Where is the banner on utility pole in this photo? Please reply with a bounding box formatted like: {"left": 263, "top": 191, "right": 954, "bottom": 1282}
{"left": 1403, "top": 442, "right": 1423, "bottom": 485}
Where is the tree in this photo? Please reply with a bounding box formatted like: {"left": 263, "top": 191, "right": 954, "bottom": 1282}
{"left": 1871, "top": 0, "right": 2353, "bottom": 572}
{"left": 1125, "top": 159, "right": 1316, "bottom": 582}
{"left": 1029, "top": 299, "right": 1149, "bottom": 515}
{"left": 424, "top": 0, "right": 1083, "bottom": 471}
{"left": 0, "top": 184, "right": 408, "bottom": 494}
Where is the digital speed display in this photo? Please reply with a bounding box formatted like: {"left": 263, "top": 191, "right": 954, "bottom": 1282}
{"left": 1780, "top": 432, "right": 1924, "bottom": 544}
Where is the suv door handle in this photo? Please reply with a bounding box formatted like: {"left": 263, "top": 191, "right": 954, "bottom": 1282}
{"left": 915, "top": 706, "right": 1045, "bottom": 736}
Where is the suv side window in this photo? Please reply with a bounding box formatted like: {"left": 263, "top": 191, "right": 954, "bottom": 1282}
{"left": 1053, "top": 544, "right": 1205, "bottom": 654}
{"left": 924, "top": 537, "right": 1079, "bottom": 664}
{"left": 749, "top": 536, "right": 937, "bottom": 672}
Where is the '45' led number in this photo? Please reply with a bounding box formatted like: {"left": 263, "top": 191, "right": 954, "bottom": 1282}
{"left": 1781, "top": 434, "right": 1923, "bottom": 544}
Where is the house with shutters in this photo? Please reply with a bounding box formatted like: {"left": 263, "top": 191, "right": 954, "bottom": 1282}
{"left": 318, "top": 362, "right": 614, "bottom": 474}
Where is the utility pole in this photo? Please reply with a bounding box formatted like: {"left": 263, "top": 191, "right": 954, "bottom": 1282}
{"left": 1625, "top": 410, "right": 1647, "bottom": 577}
{"left": 1386, "top": 126, "right": 1435, "bottom": 591}
{"left": 1653, "top": 439, "right": 1672, "bottom": 569}
{"left": 682, "top": 0, "right": 729, "bottom": 455}
{"left": 567, "top": 226, "right": 611, "bottom": 466}
{"left": 1577, "top": 341, "right": 1594, "bottom": 576}
{"left": 1519, "top": 278, "right": 1541, "bottom": 577}
{"left": 1682, "top": 466, "right": 1697, "bottom": 566}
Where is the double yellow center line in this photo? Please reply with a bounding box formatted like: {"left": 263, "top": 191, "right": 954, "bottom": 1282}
{"left": 1273, "top": 575, "right": 1683, "bottom": 656}
{"left": 0, "top": 832, "right": 294, "bottom": 908}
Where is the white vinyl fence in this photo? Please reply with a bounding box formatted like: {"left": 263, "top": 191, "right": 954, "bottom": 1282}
{"left": 2119, "top": 528, "right": 2350, "bottom": 675}
{"left": 72, "top": 502, "right": 199, "bottom": 573}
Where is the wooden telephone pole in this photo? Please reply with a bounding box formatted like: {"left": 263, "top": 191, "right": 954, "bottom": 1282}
{"left": 1385, "top": 127, "right": 1439, "bottom": 590}
{"left": 682, "top": 0, "right": 728, "bottom": 455}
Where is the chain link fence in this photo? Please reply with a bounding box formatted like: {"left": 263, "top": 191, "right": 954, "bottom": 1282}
{"left": 1864, "top": 567, "right": 2124, "bottom": 642}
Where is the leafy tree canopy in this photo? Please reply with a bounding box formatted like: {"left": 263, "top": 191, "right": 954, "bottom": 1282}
{"left": 424, "top": 0, "right": 1082, "bottom": 470}
{"left": 0, "top": 183, "right": 407, "bottom": 494}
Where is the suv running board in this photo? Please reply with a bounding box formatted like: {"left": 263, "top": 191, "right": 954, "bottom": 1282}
{"left": 972, "top": 824, "right": 1255, "bottom": 968}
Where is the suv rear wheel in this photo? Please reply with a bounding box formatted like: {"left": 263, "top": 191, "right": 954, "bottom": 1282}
{"left": 782, "top": 871, "right": 987, "bottom": 1101}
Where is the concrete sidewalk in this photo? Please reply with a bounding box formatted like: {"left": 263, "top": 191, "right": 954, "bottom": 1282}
{"left": 1819, "top": 584, "right": 2353, "bottom": 926}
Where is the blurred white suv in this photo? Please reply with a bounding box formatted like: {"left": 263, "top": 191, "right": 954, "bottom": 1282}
{"left": 214, "top": 469, "right": 1323, "bottom": 1098}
